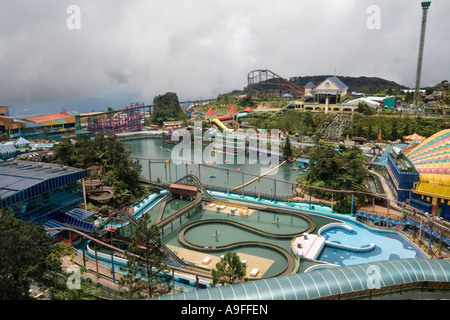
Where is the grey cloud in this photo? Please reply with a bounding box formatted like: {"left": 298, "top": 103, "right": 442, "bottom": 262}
{"left": 0, "top": 0, "right": 448, "bottom": 113}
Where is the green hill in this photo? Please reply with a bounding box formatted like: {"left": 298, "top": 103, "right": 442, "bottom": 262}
{"left": 289, "top": 75, "right": 408, "bottom": 94}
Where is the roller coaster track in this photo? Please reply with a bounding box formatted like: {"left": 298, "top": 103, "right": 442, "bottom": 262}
{"left": 155, "top": 191, "right": 203, "bottom": 229}
{"left": 154, "top": 194, "right": 174, "bottom": 225}
{"left": 173, "top": 174, "right": 215, "bottom": 202}
{"left": 247, "top": 69, "right": 304, "bottom": 96}
{"left": 177, "top": 219, "right": 298, "bottom": 277}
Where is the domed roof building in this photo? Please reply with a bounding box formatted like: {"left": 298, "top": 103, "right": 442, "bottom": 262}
{"left": 404, "top": 129, "right": 450, "bottom": 220}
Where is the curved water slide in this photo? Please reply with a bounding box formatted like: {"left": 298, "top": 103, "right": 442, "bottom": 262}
{"left": 211, "top": 113, "right": 249, "bottom": 132}
{"left": 154, "top": 194, "right": 174, "bottom": 225}
{"left": 173, "top": 174, "right": 215, "bottom": 202}
{"left": 211, "top": 118, "right": 233, "bottom": 132}
{"left": 276, "top": 102, "right": 296, "bottom": 113}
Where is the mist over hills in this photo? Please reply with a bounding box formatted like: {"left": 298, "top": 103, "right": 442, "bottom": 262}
{"left": 8, "top": 75, "right": 412, "bottom": 116}
{"left": 8, "top": 91, "right": 139, "bottom": 116}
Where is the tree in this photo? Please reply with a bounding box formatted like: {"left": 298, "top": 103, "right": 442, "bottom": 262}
{"left": 119, "top": 213, "right": 171, "bottom": 299}
{"left": 0, "top": 209, "right": 72, "bottom": 299}
{"left": 53, "top": 135, "right": 144, "bottom": 208}
{"left": 151, "top": 92, "right": 186, "bottom": 126}
{"left": 298, "top": 143, "right": 368, "bottom": 214}
{"left": 53, "top": 140, "right": 80, "bottom": 167}
{"left": 211, "top": 251, "right": 246, "bottom": 287}
{"left": 283, "top": 136, "right": 293, "bottom": 159}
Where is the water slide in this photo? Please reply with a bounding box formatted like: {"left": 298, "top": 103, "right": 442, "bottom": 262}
{"left": 231, "top": 160, "right": 287, "bottom": 192}
{"left": 211, "top": 113, "right": 249, "bottom": 132}
{"left": 276, "top": 102, "right": 295, "bottom": 113}
{"left": 211, "top": 118, "right": 233, "bottom": 132}
{"left": 154, "top": 194, "right": 174, "bottom": 225}
{"left": 155, "top": 191, "right": 204, "bottom": 229}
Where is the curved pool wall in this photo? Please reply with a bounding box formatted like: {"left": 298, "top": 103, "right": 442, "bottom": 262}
{"left": 86, "top": 189, "right": 429, "bottom": 292}
{"left": 209, "top": 190, "right": 428, "bottom": 265}
{"left": 83, "top": 190, "right": 213, "bottom": 291}
{"left": 318, "top": 223, "right": 376, "bottom": 252}
{"left": 81, "top": 244, "right": 211, "bottom": 292}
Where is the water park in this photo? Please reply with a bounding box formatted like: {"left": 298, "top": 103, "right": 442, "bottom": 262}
{"left": 3, "top": 95, "right": 449, "bottom": 300}
{"left": 67, "top": 125, "right": 449, "bottom": 299}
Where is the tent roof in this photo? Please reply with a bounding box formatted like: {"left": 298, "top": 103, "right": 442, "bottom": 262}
{"left": 14, "top": 137, "right": 30, "bottom": 145}
{"left": 404, "top": 133, "right": 426, "bottom": 141}
{"left": 228, "top": 105, "right": 238, "bottom": 114}
{"left": 205, "top": 107, "right": 216, "bottom": 118}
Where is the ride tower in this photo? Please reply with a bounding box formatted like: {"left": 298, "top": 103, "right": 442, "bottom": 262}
{"left": 413, "top": 1, "right": 431, "bottom": 109}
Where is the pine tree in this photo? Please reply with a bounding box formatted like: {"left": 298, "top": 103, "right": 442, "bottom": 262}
{"left": 119, "top": 213, "right": 171, "bottom": 299}
{"left": 211, "top": 251, "right": 247, "bottom": 287}
{"left": 283, "top": 136, "right": 293, "bottom": 160}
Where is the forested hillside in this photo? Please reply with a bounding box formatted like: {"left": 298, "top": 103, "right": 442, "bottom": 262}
{"left": 289, "top": 75, "right": 408, "bottom": 94}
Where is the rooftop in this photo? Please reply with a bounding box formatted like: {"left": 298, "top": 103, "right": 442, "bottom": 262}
{"left": 153, "top": 258, "right": 450, "bottom": 300}
{"left": 0, "top": 160, "right": 87, "bottom": 208}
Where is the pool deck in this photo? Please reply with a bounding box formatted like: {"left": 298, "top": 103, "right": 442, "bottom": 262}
{"left": 167, "top": 244, "right": 274, "bottom": 279}
{"left": 203, "top": 202, "right": 256, "bottom": 216}
{"left": 292, "top": 234, "right": 326, "bottom": 260}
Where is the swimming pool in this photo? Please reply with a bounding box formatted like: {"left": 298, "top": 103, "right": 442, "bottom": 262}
{"left": 84, "top": 189, "right": 430, "bottom": 292}
{"left": 317, "top": 219, "right": 428, "bottom": 266}
{"left": 209, "top": 190, "right": 428, "bottom": 267}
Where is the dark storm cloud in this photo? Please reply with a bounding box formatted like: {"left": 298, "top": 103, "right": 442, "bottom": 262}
{"left": 0, "top": 0, "right": 448, "bottom": 111}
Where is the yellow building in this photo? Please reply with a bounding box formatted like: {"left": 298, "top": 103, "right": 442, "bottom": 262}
{"left": 405, "top": 129, "right": 450, "bottom": 220}
{"left": 302, "top": 77, "right": 353, "bottom": 113}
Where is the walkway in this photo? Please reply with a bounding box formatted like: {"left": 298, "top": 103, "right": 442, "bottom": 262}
{"left": 368, "top": 169, "right": 401, "bottom": 211}
{"left": 230, "top": 160, "right": 287, "bottom": 192}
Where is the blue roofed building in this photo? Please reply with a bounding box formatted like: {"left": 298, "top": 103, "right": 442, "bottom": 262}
{"left": 302, "top": 76, "right": 353, "bottom": 113}
{"left": 0, "top": 160, "right": 97, "bottom": 238}
{"left": 386, "top": 147, "right": 420, "bottom": 203}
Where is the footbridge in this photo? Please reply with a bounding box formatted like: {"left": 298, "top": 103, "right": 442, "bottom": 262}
{"left": 231, "top": 160, "right": 287, "bottom": 192}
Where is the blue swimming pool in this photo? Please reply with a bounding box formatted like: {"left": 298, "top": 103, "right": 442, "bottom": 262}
{"left": 317, "top": 219, "right": 428, "bottom": 266}
{"left": 210, "top": 191, "right": 428, "bottom": 267}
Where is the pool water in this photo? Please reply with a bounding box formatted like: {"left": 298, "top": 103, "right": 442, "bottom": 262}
{"left": 126, "top": 137, "right": 303, "bottom": 197}
{"left": 124, "top": 137, "right": 429, "bottom": 273}
{"left": 318, "top": 219, "right": 428, "bottom": 266}
{"left": 161, "top": 200, "right": 314, "bottom": 277}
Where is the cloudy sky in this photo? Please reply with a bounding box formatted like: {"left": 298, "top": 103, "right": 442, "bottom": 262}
{"left": 1, "top": 0, "right": 449, "bottom": 115}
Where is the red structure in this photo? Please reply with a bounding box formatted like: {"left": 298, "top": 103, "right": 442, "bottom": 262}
{"left": 86, "top": 104, "right": 144, "bottom": 136}
{"left": 169, "top": 184, "right": 198, "bottom": 197}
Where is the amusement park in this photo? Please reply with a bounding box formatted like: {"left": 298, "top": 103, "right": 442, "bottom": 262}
{"left": 1, "top": 1, "right": 450, "bottom": 304}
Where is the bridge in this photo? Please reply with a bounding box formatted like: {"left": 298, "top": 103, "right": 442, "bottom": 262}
{"left": 231, "top": 160, "right": 287, "bottom": 192}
